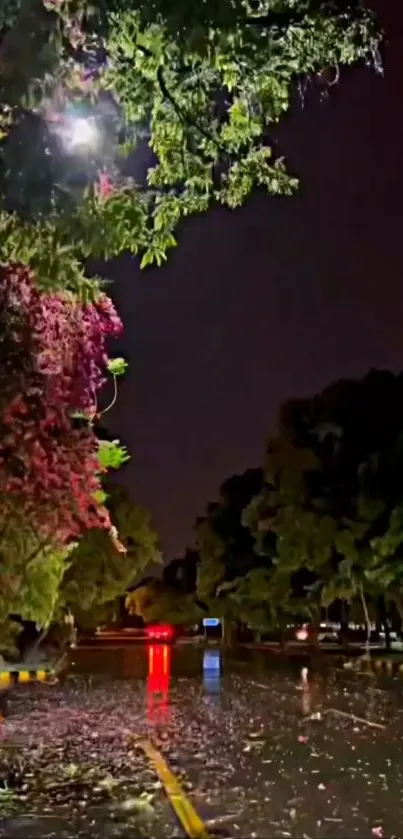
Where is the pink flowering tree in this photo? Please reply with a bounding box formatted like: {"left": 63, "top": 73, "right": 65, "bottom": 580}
{"left": 0, "top": 262, "right": 124, "bottom": 540}
{"left": 0, "top": 263, "right": 129, "bottom": 652}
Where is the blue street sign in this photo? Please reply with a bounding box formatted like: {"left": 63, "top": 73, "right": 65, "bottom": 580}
{"left": 203, "top": 617, "right": 220, "bottom": 627}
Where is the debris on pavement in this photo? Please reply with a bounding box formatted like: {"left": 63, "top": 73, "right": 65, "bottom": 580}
{"left": 0, "top": 650, "right": 402, "bottom": 838}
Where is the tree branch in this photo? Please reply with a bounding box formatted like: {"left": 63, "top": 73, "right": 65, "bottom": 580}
{"left": 101, "top": 373, "right": 118, "bottom": 416}
{"left": 243, "top": 1, "right": 363, "bottom": 28}
{"left": 156, "top": 65, "right": 218, "bottom": 150}
{"left": 136, "top": 43, "right": 222, "bottom": 159}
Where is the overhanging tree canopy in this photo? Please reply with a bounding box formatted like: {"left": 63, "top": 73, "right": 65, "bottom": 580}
{"left": 0, "top": 0, "right": 381, "bottom": 286}
{"left": 0, "top": 262, "right": 126, "bottom": 542}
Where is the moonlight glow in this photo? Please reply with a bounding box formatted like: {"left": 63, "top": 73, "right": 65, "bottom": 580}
{"left": 68, "top": 117, "right": 98, "bottom": 149}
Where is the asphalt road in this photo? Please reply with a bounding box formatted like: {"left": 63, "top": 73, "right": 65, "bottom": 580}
{"left": 1, "top": 645, "right": 402, "bottom": 838}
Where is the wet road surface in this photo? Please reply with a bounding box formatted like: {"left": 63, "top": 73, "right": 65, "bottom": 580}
{"left": 1, "top": 644, "right": 403, "bottom": 838}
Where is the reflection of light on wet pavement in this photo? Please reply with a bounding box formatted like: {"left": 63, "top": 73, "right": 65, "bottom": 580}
{"left": 147, "top": 644, "right": 172, "bottom": 723}
{"left": 203, "top": 649, "right": 222, "bottom": 703}
{"left": 298, "top": 666, "right": 323, "bottom": 718}
{"left": 300, "top": 665, "right": 312, "bottom": 715}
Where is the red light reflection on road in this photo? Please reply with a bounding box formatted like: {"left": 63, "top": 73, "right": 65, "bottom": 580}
{"left": 299, "top": 666, "right": 322, "bottom": 717}
{"left": 147, "top": 644, "right": 172, "bottom": 723}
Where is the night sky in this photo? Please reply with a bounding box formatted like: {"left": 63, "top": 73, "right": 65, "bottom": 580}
{"left": 105, "top": 0, "right": 403, "bottom": 560}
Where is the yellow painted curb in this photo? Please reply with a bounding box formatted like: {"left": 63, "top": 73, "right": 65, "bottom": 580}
{"left": 138, "top": 740, "right": 211, "bottom": 839}
{"left": 19, "top": 670, "right": 31, "bottom": 683}
{"left": 0, "top": 669, "right": 54, "bottom": 686}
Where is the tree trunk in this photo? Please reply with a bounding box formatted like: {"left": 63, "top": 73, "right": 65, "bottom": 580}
{"left": 17, "top": 621, "right": 43, "bottom": 662}
{"left": 278, "top": 621, "right": 287, "bottom": 650}
{"left": 391, "top": 596, "right": 403, "bottom": 638}
{"left": 359, "top": 584, "right": 371, "bottom": 655}
{"left": 307, "top": 619, "right": 320, "bottom": 648}
{"left": 389, "top": 601, "right": 402, "bottom": 639}
{"left": 223, "top": 620, "right": 236, "bottom": 647}
{"left": 377, "top": 596, "right": 391, "bottom": 650}
{"left": 338, "top": 600, "right": 350, "bottom": 646}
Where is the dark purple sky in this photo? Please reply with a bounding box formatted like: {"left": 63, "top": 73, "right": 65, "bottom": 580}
{"left": 106, "top": 0, "right": 403, "bottom": 559}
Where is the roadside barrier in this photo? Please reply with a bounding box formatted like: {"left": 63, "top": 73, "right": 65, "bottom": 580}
{"left": 373, "top": 658, "right": 403, "bottom": 676}
{"left": 347, "top": 657, "right": 403, "bottom": 677}
{"left": 0, "top": 667, "right": 55, "bottom": 687}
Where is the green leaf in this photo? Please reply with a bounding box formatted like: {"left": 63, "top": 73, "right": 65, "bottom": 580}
{"left": 98, "top": 439, "right": 130, "bottom": 471}
{"left": 107, "top": 357, "right": 128, "bottom": 377}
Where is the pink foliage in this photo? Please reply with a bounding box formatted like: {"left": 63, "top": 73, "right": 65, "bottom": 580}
{"left": 96, "top": 172, "right": 115, "bottom": 200}
{"left": 0, "top": 263, "right": 122, "bottom": 542}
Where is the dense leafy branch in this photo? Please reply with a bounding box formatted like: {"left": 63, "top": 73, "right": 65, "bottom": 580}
{"left": 0, "top": 0, "right": 381, "bottom": 279}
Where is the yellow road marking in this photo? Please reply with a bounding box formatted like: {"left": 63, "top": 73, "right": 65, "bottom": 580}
{"left": 138, "top": 740, "right": 211, "bottom": 839}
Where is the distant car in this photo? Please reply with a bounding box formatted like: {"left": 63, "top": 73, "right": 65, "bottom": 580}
{"left": 146, "top": 624, "right": 175, "bottom": 643}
